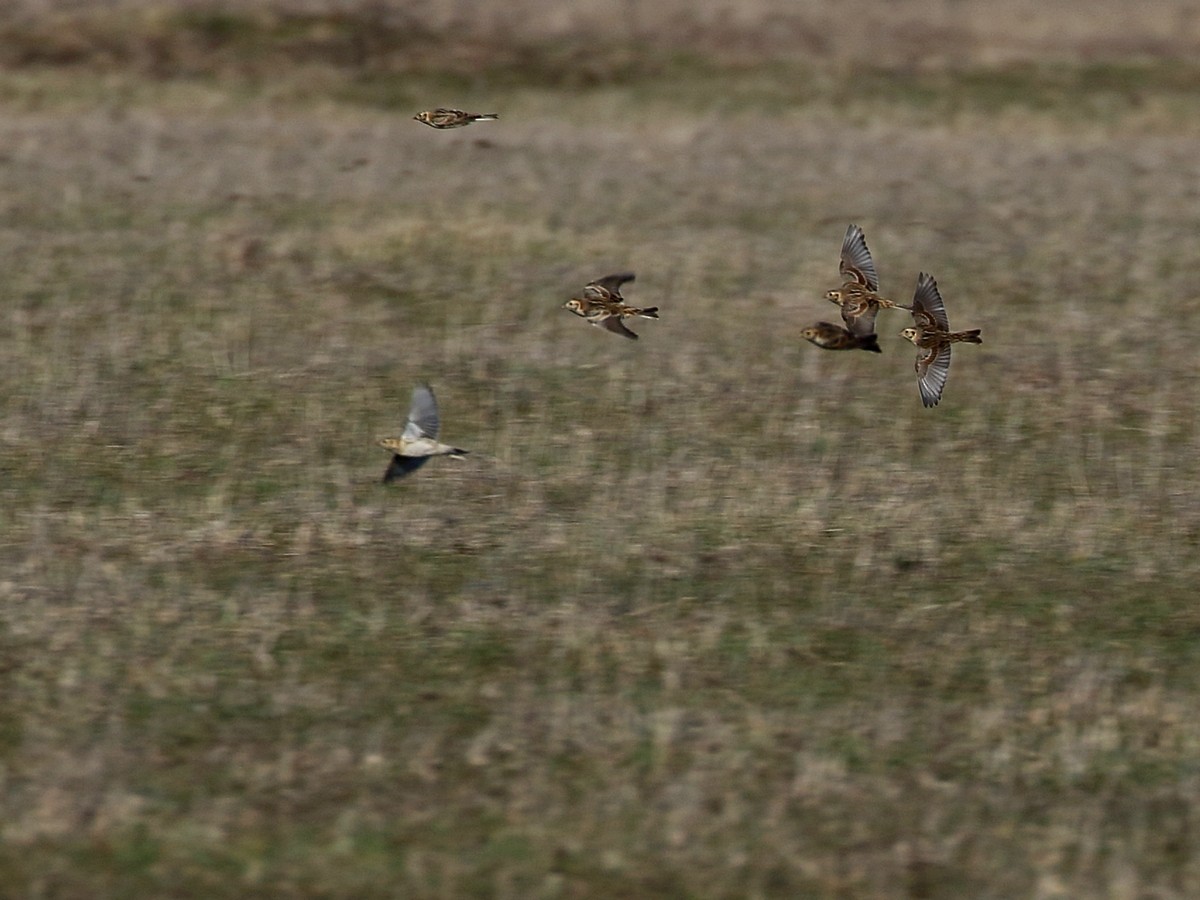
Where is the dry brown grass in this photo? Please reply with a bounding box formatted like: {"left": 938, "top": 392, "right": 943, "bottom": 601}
{"left": 4, "top": 0, "right": 1200, "bottom": 76}
{"left": 3, "top": 5, "right": 1200, "bottom": 898}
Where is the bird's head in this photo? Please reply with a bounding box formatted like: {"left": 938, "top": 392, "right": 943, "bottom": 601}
{"left": 825, "top": 289, "right": 842, "bottom": 303}
{"left": 379, "top": 438, "right": 404, "bottom": 452}
{"left": 800, "top": 327, "right": 819, "bottom": 342}
{"left": 899, "top": 327, "right": 920, "bottom": 344}
{"left": 563, "top": 299, "right": 585, "bottom": 315}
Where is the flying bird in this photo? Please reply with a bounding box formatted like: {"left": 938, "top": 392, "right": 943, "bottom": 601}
{"left": 800, "top": 322, "right": 881, "bottom": 353}
{"left": 379, "top": 384, "right": 469, "bottom": 483}
{"left": 413, "top": 109, "right": 500, "bottom": 129}
{"left": 825, "top": 224, "right": 910, "bottom": 337}
{"left": 563, "top": 272, "right": 658, "bottom": 340}
{"left": 899, "top": 272, "right": 982, "bottom": 407}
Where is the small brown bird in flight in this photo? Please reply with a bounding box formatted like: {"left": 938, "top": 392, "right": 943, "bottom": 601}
{"left": 899, "top": 272, "right": 982, "bottom": 407}
{"left": 563, "top": 272, "right": 659, "bottom": 340}
{"left": 413, "top": 109, "right": 500, "bottom": 129}
{"left": 825, "top": 224, "right": 910, "bottom": 337}
{"left": 800, "top": 322, "right": 881, "bottom": 353}
{"left": 379, "top": 384, "right": 469, "bottom": 483}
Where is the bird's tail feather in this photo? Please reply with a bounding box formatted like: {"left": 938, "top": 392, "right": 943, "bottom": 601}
{"left": 859, "top": 334, "right": 882, "bottom": 353}
{"left": 953, "top": 330, "right": 982, "bottom": 344}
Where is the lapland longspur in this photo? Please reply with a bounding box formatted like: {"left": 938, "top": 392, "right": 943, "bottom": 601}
{"left": 800, "top": 322, "right": 882, "bottom": 353}
{"left": 413, "top": 109, "right": 500, "bottom": 129}
{"left": 563, "top": 272, "right": 658, "bottom": 340}
{"left": 825, "top": 224, "right": 910, "bottom": 337}
{"left": 379, "top": 384, "right": 469, "bottom": 483}
{"left": 899, "top": 273, "right": 982, "bottom": 408}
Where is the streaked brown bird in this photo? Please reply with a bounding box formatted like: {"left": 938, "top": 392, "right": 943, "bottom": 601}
{"left": 379, "top": 384, "right": 469, "bottom": 483}
{"left": 825, "top": 224, "right": 910, "bottom": 337}
{"left": 563, "top": 272, "right": 658, "bottom": 340}
{"left": 801, "top": 321, "right": 882, "bottom": 353}
{"left": 413, "top": 109, "right": 499, "bottom": 129}
{"left": 899, "top": 272, "right": 982, "bottom": 408}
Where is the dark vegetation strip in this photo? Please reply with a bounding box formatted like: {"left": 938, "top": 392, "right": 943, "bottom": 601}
{"left": 2, "top": 5, "right": 1200, "bottom": 106}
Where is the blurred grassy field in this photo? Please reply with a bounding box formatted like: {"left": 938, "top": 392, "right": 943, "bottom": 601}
{"left": 4, "top": 3, "right": 1200, "bottom": 898}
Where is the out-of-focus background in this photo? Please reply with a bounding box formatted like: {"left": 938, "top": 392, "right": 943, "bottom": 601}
{"left": 3, "top": 1, "right": 1200, "bottom": 896}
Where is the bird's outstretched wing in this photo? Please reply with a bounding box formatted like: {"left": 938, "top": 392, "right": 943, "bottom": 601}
{"left": 839, "top": 224, "right": 879, "bottom": 292}
{"left": 915, "top": 342, "right": 951, "bottom": 407}
{"left": 403, "top": 384, "right": 440, "bottom": 441}
{"left": 383, "top": 454, "right": 430, "bottom": 483}
{"left": 586, "top": 272, "right": 636, "bottom": 300}
{"left": 911, "top": 272, "right": 950, "bottom": 332}
{"left": 841, "top": 296, "right": 880, "bottom": 337}
{"left": 601, "top": 316, "right": 638, "bottom": 339}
